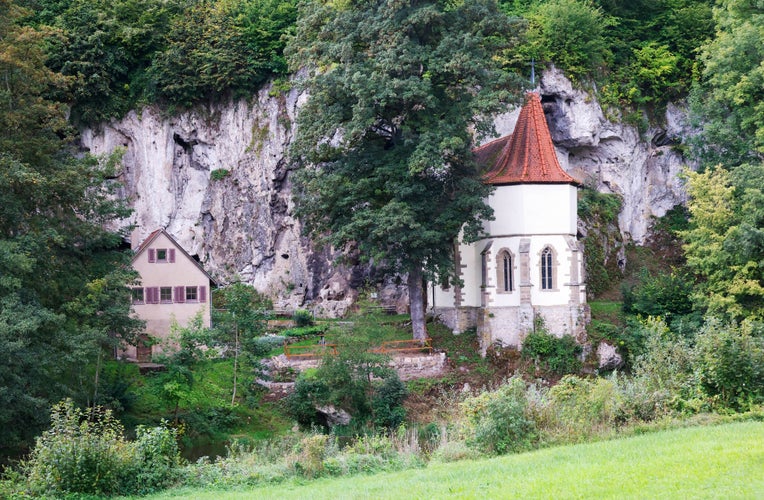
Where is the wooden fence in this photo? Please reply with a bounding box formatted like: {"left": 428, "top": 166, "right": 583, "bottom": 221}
{"left": 284, "top": 343, "right": 338, "bottom": 359}
{"left": 371, "top": 338, "right": 433, "bottom": 355}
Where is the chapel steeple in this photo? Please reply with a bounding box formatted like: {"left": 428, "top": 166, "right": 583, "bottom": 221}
{"left": 477, "top": 92, "right": 578, "bottom": 186}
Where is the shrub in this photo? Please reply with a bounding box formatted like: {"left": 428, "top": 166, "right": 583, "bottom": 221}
{"left": 210, "top": 169, "right": 231, "bottom": 180}
{"left": 461, "top": 378, "right": 537, "bottom": 455}
{"left": 293, "top": 309, "right": 314, "bottom": 327}
{"left": 372, "top": 376, "right": 408, "bottom": 429}
{"left": 292, "top": 434, "right": 329, "bottom": 478}
{"left": 540, "top": 375, "right": 622, "bottom": 441}
{"left": 522, "top": 330, "right": 582, "bottom": 375}
{"left": 283, "top": 324, "right": 327, "bottom": 338}
{"left": 22, "top": 400, "right": 182, "bottom": 497}
{"left": 632, "top": 317, "right": 703, "bottom": 413}
{"left": 694, "top": 319, "right": 764, "bottom": 410}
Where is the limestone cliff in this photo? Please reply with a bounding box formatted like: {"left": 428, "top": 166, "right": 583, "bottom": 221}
{"left": 81, "top": 69, "right": 692, "bottom": 313}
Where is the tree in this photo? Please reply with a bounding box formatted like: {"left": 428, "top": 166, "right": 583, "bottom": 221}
{"left": 680, "top": 165, "right": 764, "bottom": 321}
{"left": 288, "top": 0, "right": 523, "bottom": 340}
{"left": 690, "top": 0, "right": 764, "bottom": 167}
{"left": 0, "top": 0, "right": 139, "bottom": 456}
{"left": 523, "top": 0, "right": 612, "bottom": 80}
{"left": 211, "top": 283, "right": 271, "bottom": 405}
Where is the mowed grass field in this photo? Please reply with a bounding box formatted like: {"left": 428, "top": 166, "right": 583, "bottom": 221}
{"left": 139, "top": 421, "right": 764, "bottom": 499}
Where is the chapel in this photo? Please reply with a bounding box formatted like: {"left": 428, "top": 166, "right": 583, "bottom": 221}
{"left": 429, "top": 92, "right": 589, "bottom": 352}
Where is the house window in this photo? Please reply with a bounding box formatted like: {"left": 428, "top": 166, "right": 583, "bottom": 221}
{"left": 160, "top": 287, "right": 172, "bottom": 303}
{"left": 185, "top": 286, "right": 198, "bottom": 302}
{"left": 481, "top": 250, "right": 488, "bottom": 288}
{"left": 148, "top": 248, "right": 175, "bottom": 263}
{"left": 131, "top": 287, "right": 144, "bottom": 304}
{"left": 541, "top": 246, "right": 554, "bottom": 290}
{"left": 496, "top": 250, "right": 514, "bottom": 293}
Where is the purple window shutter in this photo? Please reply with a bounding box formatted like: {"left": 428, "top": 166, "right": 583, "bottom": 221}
{"left": 199, "top": 286, "right": 207, "bottom": 303}
{"left": 148, "top": 249, "right": 156, "bottom": 263}
{"left": 150, "top": 287, "right": 160, "bottom": 304}
{"left": 174, "top": 286, "right": 185, "bottom": 303}
{"left": 169, "top": 249, "right": 176, "bottom": 263}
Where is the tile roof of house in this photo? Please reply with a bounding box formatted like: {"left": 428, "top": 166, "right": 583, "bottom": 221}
{"left": 478, "top": 92, "right": 578, "bottom": 186}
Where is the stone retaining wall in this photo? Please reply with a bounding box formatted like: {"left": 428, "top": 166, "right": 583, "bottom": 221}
{"left": 268, "top": 351, "right": 448, "bottom": 382}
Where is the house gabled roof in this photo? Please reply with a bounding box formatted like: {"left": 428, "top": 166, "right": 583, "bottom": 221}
{"left": 478, "top": 92, "right": 579, "bottom": 186}
{"left": 132, "top": 229, "right": 217, "bottom": 285}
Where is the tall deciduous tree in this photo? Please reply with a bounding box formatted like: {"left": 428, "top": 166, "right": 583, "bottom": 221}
{"left": 288, "top": 0, "right": 523, "bottom": 340}
{"left": 680, "top": 165, "right": 764, "bottom": 321}
{"left": 691, "top": 0, "right": 764, "bottom": 167}
{"left": 0, "top": 0, "right": 140, "bottom": 456}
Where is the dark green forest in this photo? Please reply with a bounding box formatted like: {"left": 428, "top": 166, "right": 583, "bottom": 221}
{"left": 1, "top": 0, "right": 763, "bottom": 496}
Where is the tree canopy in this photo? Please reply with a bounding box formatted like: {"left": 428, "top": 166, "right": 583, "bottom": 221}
{"left": 287, "top": 0, "right": 524, "bottom": 339}
{"left": 0, "top": 1, "right": 140, "bottom": 455}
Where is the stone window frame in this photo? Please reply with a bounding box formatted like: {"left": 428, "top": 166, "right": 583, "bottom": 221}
{"left": 495, "top": 248, "right": 515, "bottom": 293}
{"left": 539, "top": 245, "right": 559, "bottom": 291}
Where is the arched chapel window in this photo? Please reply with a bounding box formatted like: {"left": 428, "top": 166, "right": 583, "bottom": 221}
{"left": 497, "top": 250, "right": 514, "bottom": 292}
{"left": 541, "top": 246, "right": 554, "bottom": 290}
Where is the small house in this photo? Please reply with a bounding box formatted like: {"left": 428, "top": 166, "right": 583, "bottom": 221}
{"left": 126, "top": 229, "right": 214, "bottom": 362}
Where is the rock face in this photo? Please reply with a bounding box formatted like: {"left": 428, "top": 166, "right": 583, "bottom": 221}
{"left": 81, "top": 69, "right": 693, "bottom": 314}
{"left": 490, "top": 67, "right": 692, "bottom": 244}
{"left": 82, "top": 84, "right": 359, "bottom": 316}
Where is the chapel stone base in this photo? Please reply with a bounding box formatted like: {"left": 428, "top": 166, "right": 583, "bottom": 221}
{"left": 431, "top": 304, "right": 590, "bottom": 355}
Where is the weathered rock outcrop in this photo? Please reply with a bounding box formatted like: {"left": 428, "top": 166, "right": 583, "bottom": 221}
{"left": 490, "top": 67, "right": 692, "bottom": 244}
{"left": 81, "top": 69, "right": 693, "bottom": 314}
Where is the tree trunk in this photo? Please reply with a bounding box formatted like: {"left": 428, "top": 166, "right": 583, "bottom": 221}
{"left": 408, "top": 266, "right": 428, "bottom": 342}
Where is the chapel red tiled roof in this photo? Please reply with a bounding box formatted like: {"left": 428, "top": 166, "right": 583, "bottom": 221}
{"left": 478, "top": 92, "right": 578, "bottom": 186}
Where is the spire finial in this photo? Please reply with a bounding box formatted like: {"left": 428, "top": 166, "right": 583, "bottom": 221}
{"left": 531, "top": 58, "right": 536, "bottom": 86}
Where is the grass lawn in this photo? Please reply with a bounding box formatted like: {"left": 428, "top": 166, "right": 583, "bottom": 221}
{"left": 138, "top": 421, "right": 764, "bottom": 499}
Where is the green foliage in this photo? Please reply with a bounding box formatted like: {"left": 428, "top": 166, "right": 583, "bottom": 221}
{"left": 22, "top": 399, "right": 181, "bottom": 497}
{"left": 598, "top": 0, "right": 712, "bottom": 110}
{"left": 632, "top": 317, "right": 703, "bottom": 412}
{"left": 292, "top": 308, "right": 314, "bottom": 327}
{"left": 461, "top": 377, "right": 537, "bottom": 455}
{"left": 622, "top": 268, "right": 695, "bottom": 320}
{"left": 0, "top": 2, "right": 140, "bottom": 456}
{"left": 694, "top": 319, "right": 764, "bottom": 410}
{"left": 680, "top": 166, "right": 764, "bottom": 321}
{"left": 287, "top": 331, "right": 403, "bottom": 431}
{"left": 523, "top": 0, "right": 612, "bottom": 80}
{"left": 690, "top": 0, "right": 764, "bottom": 166}
{"left": 536, "top": 375, "right": 622, "bottom": 440}
{"left": 372, "top": 376, "right": 408, "bottom": 429}
{"left": 34, "top": 0, "right": 297, "bottom": 121}
{"left": 210, "top": 169, "right": 231, "bottom": 181}
{"left": 521, "top": 329, "right": 582, "bottom": 375}
{"left": 283, "top": 324, "right": 327, "bottom": 338}
{"left": 149, "top": 0, "right": 297, "bottom": 109}
{"left": 578, "top": 186, "right": 623, "bottom": 297}
{"left": 42, "top": 0, "right": 182, "bottom": 123}
{"left": 288, "top": 0, "right": 524, "bottom": 339}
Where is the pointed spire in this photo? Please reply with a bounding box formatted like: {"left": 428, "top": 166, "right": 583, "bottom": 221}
{"left": 531, "top": 58, "right": 535, "bottom": 86}
{"left": 476, "top": 92, "right": 578, "bottom": 186}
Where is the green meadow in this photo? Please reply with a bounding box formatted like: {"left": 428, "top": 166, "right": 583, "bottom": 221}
{"left": 138, "top": 421, "right": 764, "bottom": 499}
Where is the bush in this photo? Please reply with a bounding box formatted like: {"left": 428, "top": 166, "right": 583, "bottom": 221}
{"left": 372, "top": 376, "right": 408, "bottom": 429}
{"left": 293, "top": 309, "right": 314, "bottom": 327}
{"left": 540, "top": 375, "right": 622, "bottom": 440}
{"left": 283, "top": 324, "right": 327, "bottom": 338}
{"left": 694, "top": 319, "right": 764, "bottom": 410}
{"left": 522, "top": 330, "right": 582, "bottom": 375}
{"left": 632, "top": 317, "right": 703, "bottom": 413}
{"left": 22, "top": 399, "right": 182, "bottom": 497}
{"left": 461, "top": 378, "right": 537, "bottom": 455}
